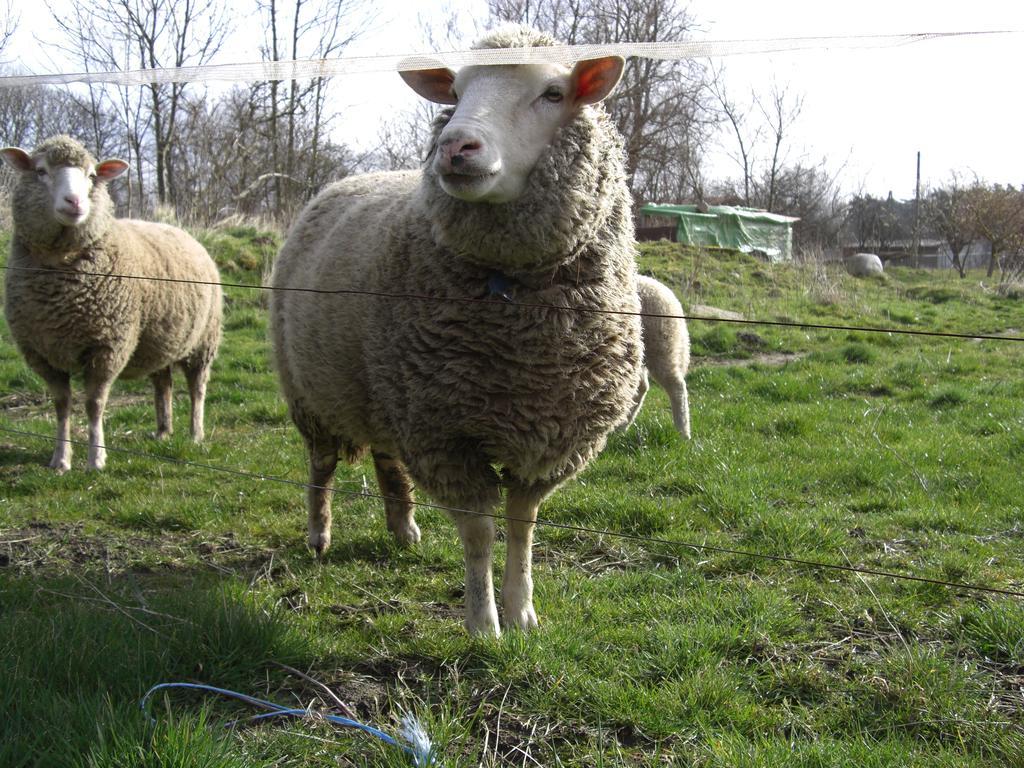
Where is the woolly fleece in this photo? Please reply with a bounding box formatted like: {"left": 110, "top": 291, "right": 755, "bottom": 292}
{"left": 620, "top": 275, "right": 691, "bottom": 438}
{"left": 273, "top": 111, "right": 641, "bottom": 497}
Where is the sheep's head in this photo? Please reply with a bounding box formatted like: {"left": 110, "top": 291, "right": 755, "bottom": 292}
{"left": 1, "top": 136, "right": 128, "bottom": 228}
{"left": 402, "top": 27, "right": 623, "bottom": 204}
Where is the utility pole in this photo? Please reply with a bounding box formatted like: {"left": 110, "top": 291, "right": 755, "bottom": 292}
{"left": 912, "top": 151, "right": 922, "bottom": 268}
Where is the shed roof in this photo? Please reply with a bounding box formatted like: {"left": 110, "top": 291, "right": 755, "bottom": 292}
{"left": 642, "top": 203, "right": 799, "bottom": 225}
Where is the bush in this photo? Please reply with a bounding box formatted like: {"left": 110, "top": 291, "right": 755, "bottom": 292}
{"left": 996, "top": 282, "right": 1024, "bottom": 299}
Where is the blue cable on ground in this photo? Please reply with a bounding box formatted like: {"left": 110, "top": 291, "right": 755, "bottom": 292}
{"left": 140, "top": 682, "right": 436, "bottom": 766}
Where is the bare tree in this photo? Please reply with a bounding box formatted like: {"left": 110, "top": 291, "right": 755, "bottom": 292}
{"left": 844, "top": 192, "right": 907, "bottom": 255}
{"left": 362, "top": 100, "right": 441, "bottom": 172}
{"left": 418, "top": 3, "right": 480, "bottom": 49}
{"left": 711, "top": 73, "right": 805, "bottom": 213}
{"left": 845, "top": 195, "right": 877, "bottom": 251}
{"left": 769, "top": 159, "right": 845, "bottom": 253}
{"left": 708, "top": 72, "right": 760, "bottom": 206}
{"left": 488, "top": 0, "right": 567, "bottom": 41}
{"left": 0, "top": 0, "right": 16, "bottom": 61}
{"left": 170, "top": 81, "right": 356, "bottom": 226}
{"left": 999, "top": 235, "right": 1024, "bottom": 285}
{"left": 966, "top": 182, "right": 1024, "bottom": 278}
{"left": 119, "top": 0, "right": 230, "bottom": 208}
{"left": 48, "top": 0, "right": 230, "bottom": 214}
{"left": 0, "top": 80, "right": 123, "bottom": 152}
{"left": 925, "top": 176, "right": 975, "bottom": 278}
{"left": 253, "top": 0, "right": 370, "bottom": 220}
{"left": 758, "top": 83, "right": 803, "bottom": 213}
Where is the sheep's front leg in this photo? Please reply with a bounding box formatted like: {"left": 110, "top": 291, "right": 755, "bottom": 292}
{"left": 501, "top": 483, "right": 550, "bottom": 631}
{"left": 150, "top": 366, "right": 174, "bottom": 440}
{"left": 406, "top": 449, "right": 500, "bottom": 635}
{"left": 453, "top": 511, "right": 499, "bottom": 636}
{"left": 444, "top": 512, "right": 495, "bottom": 638}
{"left": 372, "top": 451, "right": 420, "bottom": 545}
{"left": 83, "top": 377, "right": 113, "bottom": 471}
{"left": 182, "top": 356, "right": 212, "bottom": 443}
{"left": 306, "top": 440, "right": 339, "bottom": 557}
{"left": 45, "top": 372, "right": 73, "bottom": 473}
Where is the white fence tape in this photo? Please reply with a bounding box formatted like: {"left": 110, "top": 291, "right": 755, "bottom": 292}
{"left": 0, "top": 31, "right": 1014, "bottom": 88}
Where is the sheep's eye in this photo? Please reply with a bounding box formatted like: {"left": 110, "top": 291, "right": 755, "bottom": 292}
{"left": 35, "top": 168, "right": 47, "bottom": 178}
{"left": 89, "top": 173, "right": 98, "bottom": 182}
{"left": 542, "top": 87, "right": 564, "bottom": 103}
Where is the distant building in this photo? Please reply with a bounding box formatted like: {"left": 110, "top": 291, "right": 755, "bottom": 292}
{"left": 843, "top": 239, "right": 991, "bottom": 270}
{"left": 638, "top": 203, "right": 800, "bottom": 263}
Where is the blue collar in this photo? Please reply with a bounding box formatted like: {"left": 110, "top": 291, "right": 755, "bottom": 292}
{"left": 486, "top": 270, "right": 515, "bottom": 302}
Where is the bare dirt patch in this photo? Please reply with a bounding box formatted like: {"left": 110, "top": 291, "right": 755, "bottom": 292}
{"left": 0, "top": 392, "right": 49, "bottom": 412}
{"left": 695, "top": 351, "right": 805, "bottom": 368}
{"left": 0, "top": 521, "right": 274, "bottom": 574}
{"left": 0, "top": 391, "right": 152, "bottom": 416}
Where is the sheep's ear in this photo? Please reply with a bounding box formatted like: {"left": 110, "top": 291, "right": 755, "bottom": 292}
{"left": 571, "top": 57, "right": 624, "bottom": 106}
{"left": 95, "top": 159, "right": 129, "bottom": 181}
{"left": 1, "top": 147, "right": 35, "bottom": 173}
{"left": 400, "top": 67, "right": 458, "bottom": 105}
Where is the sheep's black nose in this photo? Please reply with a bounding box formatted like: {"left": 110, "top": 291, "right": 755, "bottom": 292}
{"left": 438, "top": 135, "right": 483, "bottom": 173}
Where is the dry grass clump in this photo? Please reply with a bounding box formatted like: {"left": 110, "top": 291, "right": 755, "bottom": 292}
{"left": 151, "top": 202, "right": 180, "bottom": 225}
{"left": 996, "top": 282, "right": 1024, "bottom": 299}
{"left": 210, "top": 211, "right": 283, "bottom": 235}
{"left": 796, "top": 247, "right": 847, "bottom": 306}
{"left": 0, "top": 166, "right": 15, "bottom": 231}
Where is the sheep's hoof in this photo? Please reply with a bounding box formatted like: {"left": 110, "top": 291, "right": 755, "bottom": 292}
{"left": 308, "top": 531, "right": 331, "bottom": 559}
{"left": 465, "top": 612, "right": 501, "bottom": 638}
{"left": 503, "top": 605, "right": 539, "bottom": 632}
{"left": 86, "top": 456, "right": 107, "bottom": 472}
{"left": 154, "top": 429, "right": 172, "bottom": 441}
{"left": 388, "top": 519, "right": 421, "bottom": 547}
{"left": 49, "top": 456, "right": 71, "bottom": 474}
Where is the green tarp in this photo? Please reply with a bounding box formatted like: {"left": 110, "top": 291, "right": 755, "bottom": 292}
{"left": 641, "top": 203, "right": 799, "bottom": 262}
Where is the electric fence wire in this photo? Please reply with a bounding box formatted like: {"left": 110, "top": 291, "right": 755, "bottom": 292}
{"left": 2, "top": 425, "right": 1022, "bottom": 600}
{"left": 3, "top": 264, "right": 1023, "bottom": 343}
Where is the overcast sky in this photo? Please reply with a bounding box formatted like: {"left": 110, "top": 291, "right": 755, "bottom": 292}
{"left": 684, "top": 0, "right": 1024, "bottom": 199}
{"left": 6, "top": 0, "right": 1023, "bottom": 201}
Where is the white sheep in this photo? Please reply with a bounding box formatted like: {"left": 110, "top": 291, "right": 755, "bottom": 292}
{"left": 270, "top": 26, "right": 642, "bottom": 636}
{"left": 1, "top": 135, "right": 222, "bottom": 472}
{"left": 845, "top": 252, "right": 884, "bottom": 277}
{"left": 618, "top": 275, "right": 691, "bottom": 438}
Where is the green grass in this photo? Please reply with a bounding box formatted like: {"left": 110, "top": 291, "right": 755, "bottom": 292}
{"left": 2, "top": 232, "right": 1024, "bottom": 766}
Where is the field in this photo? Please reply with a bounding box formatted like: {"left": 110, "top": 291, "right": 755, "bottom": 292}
{"left": 2, "top": 227, "right": 1024, "bottom": 767}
